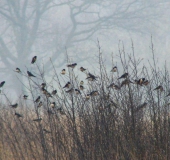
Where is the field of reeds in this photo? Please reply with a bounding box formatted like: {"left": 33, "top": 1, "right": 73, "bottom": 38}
{"left": 1, "top": 42, "right": 170, "bottom": 160}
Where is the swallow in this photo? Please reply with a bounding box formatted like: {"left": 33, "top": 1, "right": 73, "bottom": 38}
{"left": 110, "top": 66, "right": 117, "bottom": 72}
{"left": 61, "top": 69, "right": 66, "bottom": 75}
{"left": 35, "top": 96, "right": 40, "bottom": 103}
{"left": 80, "top": 81, "right": 84, "bottom": 85}
{"left": 10, "top": 103, "right": 18, "bottom": 108}
{"left": 121, "top": 79, "right": 133, "bottom": 87}
{"left": 67, "top": 63, "right": 77, "bottom": 68}
{"left": 107, "top": 83, "right": 120, "bottom": 90}
{"left": 90, "top": 91, "right": 99, "bottom": 96}
{"left": 51, "top": 90, "right": 57, "bottom": 95}
{"left": 41, "top": 83, "right": 46, "bottom": 88}
{"left": 50, "top": 102, "right": 55, "bottom": 108}
{"left": 118, "top": 73, "right": 128, "bottom": 79}
{"left": 37, "top": 101, "right": 42, "bottom": 108}
{"left": 75, "top": 89, "right": 81, "bottom": 94}
{"left": 154, "top": 85, "right": 164, "bottom": 92}
{"left": 27, "top": 71, "right": 36, "bottom": 77}
{"left": 16, "top": 68, "right": 21, "bottom": 73}
{"left": 0, "top": 81, "right": 5, "bottom": 88}
{"left": 43, "top": 129, "right": 51, "bottom": 134}
{"left": 80, "top": 85, "right": 85, "bottom": 90}
{"left": 80, "top": 67, "right": 86, "bottom": 72}
{"left": 33, "top": 118, "right": 42, "bottom": 122}
{"left": 85, "top": 94, "right": 90, "bottom": 100}
{"left": 143, "top": 80, "right": 149, "bottom": 86}
{"left": 63, "top": 82, "right": 71, "bottom": 88}
{"left": 86, "top": 73, "right": 97, "bottom": 81}
{"left": 134, "top": 78, "right": 145, "bottom": 85}
{"left": 23, "top": 95, "right": 28, "bottom": 99}
{"left": 65, "top": 88, "right": 74, "bottom": 93}
{"left": 41, "top": 88, "right": 47, "bottom": 94}
{"left": 31, "top": 56, "right": 37, "bottom": 64}
{"left": 15, "top": 112, "right": 23, "bottom": 118}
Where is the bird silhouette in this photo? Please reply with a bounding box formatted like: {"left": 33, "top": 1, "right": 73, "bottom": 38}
{"left": 67, "top": 63, "right": 77, "bottom": 68}
{"left": 75, "top": 89, "right": 81, "bottom": 94}
{"left": 0, "top": 81, "right": 5, "bottom": 88}
{"left": 63, "top": 82, "right": 71, "bottom": 88}
{"left": 50, "top": 102, "right": 55, "bottom": 108}
{"left": 37, "top": 101, "right": 42, "bottom": 108}
{"left": 35, "top": 96, "right": 40, "bottom": 103}
{"left": 16, "top": 68, "right": 21, "bottom": 73}
{"left": 154, "top": 85, "right": 164, "bottom": 92}
{"left": 27, "top": 71, "right": 36, "bottom": 77}
{"left": 15, "top": 112, "right": 23, "bottom": 118}
{"left": 51, "top": 90, "right": 57, "bottom": 95}
{"left": 31, "top": 56, "right": 37, "bottom": 64}
{"left": 41, "top": 83, "right": 46, "bottom": 88}
{"left": 10, "top": 103, "right": 18, "bottom": 108}
{"left": 118, "top": 73, "right": 128, "bottom": 79}
{"left": 33, "top": 118, "right": 42, "bottom": 122}
{"left": 79, "top": 85, "right": 85, "bottom": 90}
{"left": 61, "top": 69, "right": 66, "bottom": 75}
{"left": 111, "top": 66, "right": 117, "bottom": 72}
{"left": 90, "top": 91, "right": 99, "bottom": 96}
{"left": 80, "top": 67, "right": 86, "bottom": 72}
{"left": 23, "top": 95, "right": 28, "bottom": 99}
{"left": 80, "top": 81, "right": 84, "bottom": 85}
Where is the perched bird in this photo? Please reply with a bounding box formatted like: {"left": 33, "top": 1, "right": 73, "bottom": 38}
{"left": 0, "top": 81, "right": 5, "bottom": 88}
{"left": 63, "top": 82, "right": 71, "bottom": 88}
{"left": 134, "top": 78, "right": 145, "bottom": 85}
{"left": 80, "top": 67, "right": 86, "bottom": 72}
{"left": 10, "top": 103, "right": 18, "bottom": 108}
{"left": 51, "top": 90, "right": 57, "bottom": 95}
{"left": 61, "top": 69, "right": 66, "bottom": 75}
{"left": 43, "top": 129, "right": 51, "bottom": 134}
{"left": 31, "top": 56, "right": 37, "bottom": 64}
{"left": 27, "top": 71, "right": 36, "bottom": 77}
{"left": 85, "top": 94, "right": 90, "bottom": 100}
{"left": 35, "top": 96, "right": 40, "bottom": 103}
{"left": 111, "top": 66, "right": 117, "bottom": 72}
{"left": 75, "top": 89, "right": 81, "bottom": 94}
{"left": 65, "top": 88, "right": 74, "bottom": 93}
{"left": 41, "top": 88, "right": 47, "bottom": 94}
{"left": 37, "top": 101, "right": 42, "bottom": 108}
{"left": 90, "top": 91, "right": 99, "bottom": 96}
{"left": 86, "top": 73, "right": 97, "bottom": 81}
{"left": 80, "top": 81, "right": 84, "bottom": 85}
{"left": 67, "top": 63, "right": 77, "bottom": 69}
{"left": 143, "top": 80, "right": 149, "bottom": 86}
{"left": 16, "top": 68, "right": 21, "bottom": 73}
{"left": 41, "top": 83, "right": 46, "bottom": 88}
{"left": 118, "top": 73, "right": 128, "bottom": 79}
{"left": 154, "top": 85, "right": 164, "bottom": 92}
{"left": 33, "top": 118, "right": 42, "bottom": 122}
{"left": 23, "top": 95, "right": 28, "bottom": 100}
{"left": 79, "top": 85, "right": 85, "bottom": 90}
{"left": 46, "top": 92, "right": 52, "bottom": 98}
{"left": 121, "top": 79, "right": 133, "bottom": 87}
{"left": 50, "top": 102, "right": 55, "bottom": 108}
{"left": 107, "top": 83, "right": 120, "bottom": 90}
{"left": 15, "top": 112, "right": 23, "bottom": 118}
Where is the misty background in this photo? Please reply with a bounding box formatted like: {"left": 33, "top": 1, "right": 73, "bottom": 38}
{"left": 0, "top": 0, "right": 170, "bottom": 100}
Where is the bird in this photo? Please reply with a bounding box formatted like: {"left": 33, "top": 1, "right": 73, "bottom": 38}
{"left": 65, "top": 88, "right": 74, "bottom": 93}
{"left": 110, "top": 66, "right": 117, "bottom": 72}
{"left": 10, "top": 103, "right": 18, "bottom": 108}
{"left": 80, "top": 67, "right": 86, "bottom": 72}
{"left": 67, "top": 63, "right": 77, "bottom": 68}
{"left": 75, "top": 89, "right": 81, "bottom": 94}
{"left": 121, "top": 79, "right": 133, "bottom": 87}
{"left": 63, "top": 82, "right": 71, "bottom": 88}
{"left": 154, "top": 85, "right": 164, "bottom": 92}
{"left": 27, "top": 71, "right": 36, "bottom": 77}
{"left": 107, "top": 83, "right": 120, "bottom": 90}
{"left": 41, "top": 88, "right": 47, "bottom": 94}
{"left": 85, "top": 94, "right": 90, "bottom": 100}
{"left": 33, "top": 118, "right": 42, "bottom": 122}
{"left": 46, "top": 92, "right": 52, "bottom": 98}
{"left": 86, "top": 73, "right": 97, "bottom": 81}
{"left": 41, "top": 83, "right": 46, "bottom": 88}
{"left": 37, "top": 101, "right": 42, "bottom": 108}
{"left": 61, "top": 69, "right": 66, "bottom": 75}
{"left": 35, "top": 96, "right": 40, "bottom": 103}
{"left": 23, "top": 95, "right": 28, "bottom": 100}
{"left": 0, "top": 81, "right": 5, "bottom": 88}
{"left": 50, "top": 102, "right": 55, "bottom": 108}
{"left": 118, "top": 73, "right": 128, "bottom": 79}
{"left": 143, "top": 80, "right": 149, "bottom": 86}
{"left": 80, "top": 81, "right": 84, "bottom": 85}
{"left": 15, "top": 112, "right": 23, "bottom": 118}
{"left": 134, "top": 78, "right": 145, "bottom": 85}
{"left": 31, "top": 56, "right": 37, "bottom": 64}
{"left": 51, "top": 90, "right": 57, "bottom": 95}
{"left": 90, "top": 91, "right": 99, "bottom": 96}
{"left": 15, "top": 68, "right": 21, "bottom": 73}
{"left": 79, "top": 85, "right": 85, "bottom": 90}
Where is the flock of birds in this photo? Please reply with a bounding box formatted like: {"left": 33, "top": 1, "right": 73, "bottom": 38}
{"left": 0, "top": 55, "right": 167, "bottom": 123}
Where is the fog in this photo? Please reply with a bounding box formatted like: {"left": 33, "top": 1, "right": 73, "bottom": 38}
{"left": 0, "top": 0, "right": 170, "bottom": 100}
